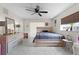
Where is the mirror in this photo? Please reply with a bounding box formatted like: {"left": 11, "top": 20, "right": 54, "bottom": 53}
{"left": 5, "top": 17, "right": 15, "bottom": 34}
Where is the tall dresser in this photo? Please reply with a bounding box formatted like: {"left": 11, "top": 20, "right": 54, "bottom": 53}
{"left": 0, "top": 44, "right": 1, "bottom": 55}
{"left": 0, "top": 35, "right": 6, "bottom": 55}
{"left": 6, "top": 33, "right": 23, "bottom": 53}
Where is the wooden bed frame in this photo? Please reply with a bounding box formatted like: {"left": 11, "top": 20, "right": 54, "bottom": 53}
{"left": 34, "top": 27, "right": 65, "bottom": 47}
{"left": 33, "top": 39, "right": 65, "bottom": 47}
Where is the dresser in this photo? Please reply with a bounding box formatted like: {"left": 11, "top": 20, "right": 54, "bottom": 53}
{"left": 0, "top": 35, "right": 6, "bottom": 55}
{"left": 0, "top": 44, "right": 1, "bottom": 55}
{"left": 0, "top": 33, "right": 23, "bottom": 55}
{"left": 6, "top": 33, "right": 23, "bottom": 53}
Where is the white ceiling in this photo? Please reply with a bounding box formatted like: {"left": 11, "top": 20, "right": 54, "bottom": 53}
{"left": 0, "top": 3, "right": 74, "bottom": 20}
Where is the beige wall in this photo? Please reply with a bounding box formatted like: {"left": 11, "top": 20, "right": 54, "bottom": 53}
{"left": 0, "top": 5, "right": 5, "bottom": 35}
{"left": 22, "top": 19, "right": 53, "bottom": 42}
{"left": 0, "top": 5, "right": 23, "bottom": 35}
{"left": 52, "top": 4, "right": 79, "bottom": 42}
{"left": 23, "top": 18, "right": 52, "bottom": 33}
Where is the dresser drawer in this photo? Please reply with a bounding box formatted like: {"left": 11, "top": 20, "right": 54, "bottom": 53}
{"left": 8, "top": 41, "right": 17, "bottom": 53}
{"left": 0, "top": 44, "right": 1, "bottom": 55}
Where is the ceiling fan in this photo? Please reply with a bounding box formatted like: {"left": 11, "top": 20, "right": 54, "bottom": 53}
{"left": 25, "top": 5, "right": 48, "bottom": 16}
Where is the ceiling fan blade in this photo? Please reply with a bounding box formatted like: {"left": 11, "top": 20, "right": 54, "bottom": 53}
{"left": 25, "top": 9, "right": 34, "bottom": 12}
{"left": 39, "top": 11, "right": 48, "bottom": 13}
{"left": 38, "top": 13, "right": 42, "bottom": 16}
{"left": 31, "top": 12, "right": 36, "bottom": 15}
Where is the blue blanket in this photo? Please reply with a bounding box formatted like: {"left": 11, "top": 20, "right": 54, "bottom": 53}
{"left": 34, "top": 32, "right": 65, "bottom": 41}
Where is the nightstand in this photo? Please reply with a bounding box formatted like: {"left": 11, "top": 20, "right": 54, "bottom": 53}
{"left": 73, "top": 43, "right": 79, "bottom": 55}
{"left": 24, "top": 33, "right": 28, "bottom": 39}
{"left": 62, "top": 39, "right": 73, "bottom": 53}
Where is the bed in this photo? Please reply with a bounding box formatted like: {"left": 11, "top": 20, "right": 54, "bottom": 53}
{"left": 33, "top": 32, "right": 65, "bottom": 47}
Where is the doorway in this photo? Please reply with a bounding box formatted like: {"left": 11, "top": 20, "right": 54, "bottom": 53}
{"left": 29, "top": 22, "right": 45, "bottom": 42}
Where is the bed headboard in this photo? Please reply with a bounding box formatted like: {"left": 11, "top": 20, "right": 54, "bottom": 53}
{"left": 37, "top": 27, "right": 53, "bottom": 32}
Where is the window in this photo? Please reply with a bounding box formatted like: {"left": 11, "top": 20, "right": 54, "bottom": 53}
{"left": 60, "top": 24, "right": 71, "bottom": 31}
{"left": 60, "top": 22, "right": 79, "bottom": 31}
{"left": 73, "top": 22, "right": 79, "bottom": 31}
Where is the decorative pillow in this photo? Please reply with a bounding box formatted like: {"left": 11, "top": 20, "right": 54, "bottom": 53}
{"left": 42, "top": 30, "right": 48, "bottom": 32}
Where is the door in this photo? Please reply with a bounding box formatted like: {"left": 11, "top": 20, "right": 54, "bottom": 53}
{"left": 29, "top": 22, "right": 45, "bottom": 42}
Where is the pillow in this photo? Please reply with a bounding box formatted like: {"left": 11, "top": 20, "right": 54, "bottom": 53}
{"left": 42, "top": 30, "right": 48, "bottom": 32}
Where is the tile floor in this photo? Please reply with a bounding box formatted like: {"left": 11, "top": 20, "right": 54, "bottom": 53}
{"left": 7, "top": 39, "right": 73, "bottom": 55}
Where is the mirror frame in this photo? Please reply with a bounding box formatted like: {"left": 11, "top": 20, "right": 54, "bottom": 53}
{"left": 5, "top": 17, "right": 15, "bottom": 34}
